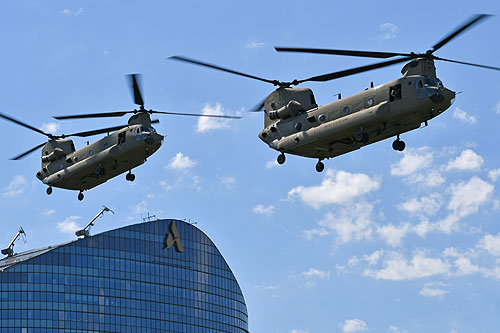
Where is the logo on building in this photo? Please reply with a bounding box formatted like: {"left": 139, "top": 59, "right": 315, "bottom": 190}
{"left": 164, "top": 221, "right": 184, "bottom": 252}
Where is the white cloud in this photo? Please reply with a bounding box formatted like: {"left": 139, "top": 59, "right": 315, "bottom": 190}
{"left": 3, "top": 175, "right": 28, "bottom": 197}
{"left": 301, "top": 268, "right": 330, "bottom": 280}
{"left": 167, "top": 152, "right": 196, "bottom": 171}
{"left": 159, "top": 180, "right": 173, "bottom": 192}
{"left": 377, "top": 223, "right": 411, "bottom": 247}
{"left": 446, "top": 176, "right": 493, "bottom": 221}
{"left": 219, "top": 176, "right": 236, "bottom": 189}
{"left": 318, "top": 202, "right": 374, "bottom": 244}
{"left": 478, "top": 233, "right": 500, "bottom": 256}
{"left": 364, "top": 251, "right": 450, "bottom": 280}
{"left": 130, "top": 200, "right": 148, "bottom": 214}
{"left": 446, "top": 149, "right": 483, "bottom": 171}
{"left": 62, "top": 8, "right": 84, "bottom": 16}
{"left": 197, "top": 103, "right": 232, "bottom": 133}
{"left": 495, "top": 101, "right": 500, "bottom": 114}
{"left": 363, "top": 250, "right": 383, "bottom": 266}
{"left": 342, "top": 318, "right": 368, "bottom": 333}
{"left": 42, "top": 209, "right": 56, "bottom": 216}
{"left": 399, "top": 194, "right": 442, "bottom": 217}
{"left": 57, "top": 216, "right": 81, "bottom": 234}
{"left": 389, "top": 325, "right": 408, "bottom": 333}
{"left": 41, "top": 122, "right": 60, "bottom": 134}
{"left": 391, "top": 147, "right": 433, "bottom": 176}
{"left": 378, "top": 23, "right": 399, "bottom": 40}
{"left": 406, "top": 170, "right": 445, "bottom": 187}
{"left": 255, "top": 285, "right": 277, "bottom": 291}
{"left": 488, "top": 169, "right": 500, "bottom": 182}
{"left": 453, "top": 107, "right": 476, "bottom": 125}
{"left": 290, "top": 330, "right": 309, "bottom": 333}
{"left": 247, "top": 40, "right": 265, "bottom": 49}
{"left": 419, "top": 281, "right": 449, "bottom": 298}
{"left": 265, "top": 160, "right": 279, "bottom": 169}
{"left": 288, "top": 170, "right": 380, "bottom": 209}
{"left": 454, "top": 257, "right": 479, "bottom": 275}
{"left": 253, "top": 204, "right": 274, "bottom": 215}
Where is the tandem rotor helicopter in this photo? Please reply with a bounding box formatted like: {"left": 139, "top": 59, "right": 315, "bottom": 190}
{"left": 170, "top": 14, "right": 500, "bottom": 172}
{"left": 0, "top": 75, "right": 240, "bottom": 200}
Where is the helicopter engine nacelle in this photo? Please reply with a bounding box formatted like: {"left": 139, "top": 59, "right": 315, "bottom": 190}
{"left": 41, "top": 148, "right": 66, "bottom": 163}
{"left": 268, "top": 100, "right": 304, "bottom": 120}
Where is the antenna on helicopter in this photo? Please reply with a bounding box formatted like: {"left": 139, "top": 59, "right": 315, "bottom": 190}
{"left": 76, "top": 206, "right": 114, "bottom": 238}
{"left": 1, "top": 227, "right": 26, "bottom": 257}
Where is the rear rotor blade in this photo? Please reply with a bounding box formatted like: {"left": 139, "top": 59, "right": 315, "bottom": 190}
{"left": 11, "top": 142, "right": 46, "bottom": 160}
{"left": 298, "top": 56, "right": 411, "bottom": 83}
{"left": 169, "top": 55, "right": 282, "bottom": 86}
{"left": 0, "top": 113, "right": 51, "bottom": 137}
{"left": 249, "top": 98, "right": 266, "bottom": 112}
{"left": 129, "top": 74, "right": 144, "bottom": 107}
{"left": 431, "top": 14, "right": 492, "bottom": 52}
{"left": 275, "top": 47, "right": 411, "bottom": 59}
{"left": 152, "top": 110, "right": 241, "bottom": 119}
{"left": 433, "top": 56, "right": 500, "bottom": 71}
{"left": 53, "top": 111, "right": 132, "bottom": 120}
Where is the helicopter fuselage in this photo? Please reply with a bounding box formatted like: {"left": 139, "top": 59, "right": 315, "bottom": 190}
{"left": 259, "top": 59, "right": 456, "bottom": 161}
{"left": 36, "top": 124, "right": 163, "bottom": 191}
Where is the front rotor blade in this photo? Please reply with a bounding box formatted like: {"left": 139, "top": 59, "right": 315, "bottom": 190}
{"left": 152, "top": 110, "right": 241, "bottom": 119}
{"left": 275, "top": 47, "right": 411, "bottom": 59}
{"left": 11, "top": 142, "right": 46, "bottom": 160}
{"left": 431, "top": 14, "right": 492, "bottom": 52}
{"left": 0, "top": 113, "right": 51, "bottom": 137}
{"left": 53, "top": 111, "right": 132, "bottom": 120}
{"left": 299, "top": 57, "right": 411, "bottom": 83}
{"left": 66, "top": 124, "right": 129, "bottom": 138}
{"left": 434, "top": 56, "right": 500, "bottom": 71}
{"left": 128, "top": 74, "right": 144, "bottom": 107}
{"left": 169, "top": 55, "right": 281, "bottom": 86}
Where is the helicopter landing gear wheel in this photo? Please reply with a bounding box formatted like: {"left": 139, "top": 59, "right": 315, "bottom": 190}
{"left": 315, "top": 160, "right": 325, "bottom": 173}
{"left": 46, "top": 186, "right": 52, "bottom": 195}
{"left": 392, "top": 136, "right": 406, "bottom": 152}
{"left": 355, "top": 131, "right": 369, "bottom": 144}
{"left": 277, "top": 153, "right": 286, "bottom": 165}
{"left": 126, "top": 172, "right": 135, "bottom": 182}
{"left": 78, "top": 191, "right": 84, "bottom": 201}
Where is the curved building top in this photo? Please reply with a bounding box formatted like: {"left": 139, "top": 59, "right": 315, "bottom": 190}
{"left": 0, "top": 219, "right": 248, "bottom": 332}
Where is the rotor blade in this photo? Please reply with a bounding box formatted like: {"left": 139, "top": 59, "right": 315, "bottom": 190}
{"left": 53, "top": 111, "right": 132, "bottom": 120}
{"left": 151, "top": 119, "right": 160, "bottom": 124}
{"left": 128, "top": 74, "right": 144, "bottom": 107}
{"left": 433, "top": 56, "right": 500, "bottom": 71}
{"left": 169, "top": 55, "right": 281, "bottom": 86}
{"left": 431, "top": 14, "right": 492, "bottom": 53}
{"left": 152, "top": 110, "right": 241, "bottom": 119}
{"left": 275, "top": 47, "right": 411, "bottom": 59}
{"left": 0, "top": 113, "right": 51, "bottom": 137}
{"left": 65, "top": 124, "right": 129, "bottom": 138}
{"left": 11, "top": 142, "right": 46, "bottom": 160}
{"left": 298, "top": 57, "right": 411, "bottom": 83}
{"left": 249, "top": 98, "right": 266, "bottom": 112}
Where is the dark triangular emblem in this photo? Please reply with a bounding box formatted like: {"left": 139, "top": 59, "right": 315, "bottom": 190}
{"left": 164, "top": 221, "right": 184, "bottom": 252}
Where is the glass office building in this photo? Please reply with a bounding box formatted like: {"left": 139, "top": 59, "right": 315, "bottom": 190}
{"left": 0, "top": 219, "right": 248, "bottom": 332}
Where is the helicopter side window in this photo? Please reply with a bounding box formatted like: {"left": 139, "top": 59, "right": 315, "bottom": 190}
{"left": 389, "top": 84, "right": 402, "bottom": 102}
{"left": 118, "top": 131, "right": 126, "bottom": 145}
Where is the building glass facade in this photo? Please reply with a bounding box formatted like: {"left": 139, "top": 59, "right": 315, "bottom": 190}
{"left": 0, "top": 219, "right": 248, "bottom": 332}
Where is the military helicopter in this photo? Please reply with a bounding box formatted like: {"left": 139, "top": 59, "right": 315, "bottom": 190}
{"left": 0, "top": 74, "right": 240, "bottom": 200}
{"left": 170, "top": 14, "right": 500, "bottom": 172}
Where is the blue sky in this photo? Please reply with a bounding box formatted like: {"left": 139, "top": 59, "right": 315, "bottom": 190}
{"left": 1, "top": 1, "right": 500, "bottom": 332}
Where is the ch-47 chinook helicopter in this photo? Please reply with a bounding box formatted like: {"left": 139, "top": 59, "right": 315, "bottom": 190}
{"left": 170, "top": 14, "right": 500, "bottom": 172}
{"left": 0, "top": 74, "right": 240, "bottom": 200}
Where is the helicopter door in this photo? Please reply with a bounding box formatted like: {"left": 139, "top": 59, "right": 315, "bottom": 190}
{"left": 118, "top": 131, "right": 126, "bottom": 145}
